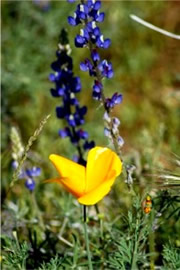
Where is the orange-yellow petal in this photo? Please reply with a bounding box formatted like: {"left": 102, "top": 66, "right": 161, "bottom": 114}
{"left": 78, "top": 170, "right": 117, "bottom": 205}
{"left": 49, "top": 154, "right": 86, "bottom": 197}
{"left": 85, "top": 147, "right": 122, "bottom": 193}
{"left": 45, "top": 177, "right": 84, "bottom": 197}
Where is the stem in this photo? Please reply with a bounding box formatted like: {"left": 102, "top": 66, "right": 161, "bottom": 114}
{"left": 94, "top": 204, "right": 103, "bottom": 243}
{"left": 31, "top": 192, "right": 45, "bottom": 230}
{"left": 72, "top": 126, "right": 83, "bottom": 161}
{"left": 149, "top": 212, "right": 155, "bottom": 270}
{"left": 149, "top": 232, "right": 155, "bottom": 270}
{"left": 83, "top": 205, "right": 93, "bottom": 270}
{"left": 131, "top": 214, "right": 139, "bottom": 270}
{"left": 131, "top": 236, "right": 138, "bottom": 270}
{"left": 94, "top": 204, "right": 100, "bottom": 215}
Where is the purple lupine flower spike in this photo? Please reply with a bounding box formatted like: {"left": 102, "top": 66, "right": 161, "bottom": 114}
{"left": 49, "top": 29, "right": 95, "bottom": 163}
{"left": 67, "top": 0, "right": 124, "bottom": 154}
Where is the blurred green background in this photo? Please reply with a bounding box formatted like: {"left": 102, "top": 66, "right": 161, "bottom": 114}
{"left": 1, "top": 1, "right": 180, "bottom": 268}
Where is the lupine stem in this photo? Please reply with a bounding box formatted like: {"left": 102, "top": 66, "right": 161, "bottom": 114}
{"left": 83, "top": 205, "right": 93, "bottom": 270}
{"left": 72, "top": 126, "right": 85, "bottom": 163}
{"left": 94, "top": 64, "right": 122, "bottom": 157}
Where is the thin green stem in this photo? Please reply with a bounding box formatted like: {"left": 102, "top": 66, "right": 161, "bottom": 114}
{"left": 149, "top": 212, "right": 155, "bottom": 270}
{"left": 31, "top": 192, "right": 45, "bottom": 230}
{"left": 94, "top": 204, "right": 103, "bottom": 244}
{"left": 131, "top": 214, "right": 140, "bottom": 270}
{"left": 131, "top": 236, "right": 138, "bottom": 270}
{"left": 83, "top": 205, "right": 93, "bottom": 270}
{"left": 94, "top": 204, "right": 100, "bottom": 215}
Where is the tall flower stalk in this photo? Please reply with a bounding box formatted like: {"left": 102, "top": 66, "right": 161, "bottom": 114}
{"left": 49, "top": 29, "right": 95, "bottom": 165}
{"left": 65, "top": 1, "right": 125, "bottom": 266}
{"left": 83, "top": 205, "right": 93, "bottom": 270}
{"left": 67, "top": 0, "right": 124, "bottom": 158}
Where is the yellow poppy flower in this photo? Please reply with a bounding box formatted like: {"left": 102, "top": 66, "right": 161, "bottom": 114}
{"left": 46, "top": 146, "right": 122, "bottom": 205}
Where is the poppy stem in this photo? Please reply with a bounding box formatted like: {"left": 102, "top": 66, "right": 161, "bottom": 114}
{"left": 83, "top": 204, "right": 87, "bottom": 222}
{"left": 83, "top": 205, "right": 93, "bottom": 270}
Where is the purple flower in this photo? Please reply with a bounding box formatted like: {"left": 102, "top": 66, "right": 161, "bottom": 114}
{"left": 91, "top": 49, "right": 100, "bottom": 62}
{"left": 67, "top": 0, "right": 110, "bottom": 51}
{"left": 26, "top": 167, "right": 41, "bottom": 178}
{"left": 92, "top": 80, "right": 103, "bottom": 100}
{"left": 59, "top": 127, "right": 71, "bottom": 138}
{"left": 79, "top": 4, "right": 89, "bottom": 19}
{"left": 93, "top": 26, "right": 101, "bottom": 37}
{"left": 75, "top": 34, "right": 87, "bottom": 48}
{"left": 12, "top": 161, "right": 41, "bottom": 191}
{"left": 98, "top": 60, "right": 114, "bottom": 78}
{"left": 49, "top": 73, "right": 56, "bottom": 82}
{"left": 77, "top": 129, "right": 89, "bottom": 139}
{"left": 83, "top": 140, "right": 95, "bottom": 150}
{"left": 95, "top": 12, "right": 105, "bottom": 22}
{"left": 25, "top": 178, "right": 36, "bottom": 191}
{"left": 80, "top": 58, "right": 96, "bottom": 76}
{"left": 70, "top": 93, "right": 79, "bottom": 105}
{"left": 105, "top": 92, "right": 123, "bottom": 109}
{"left": 68, "top": 16, "right": 77, "bottom": 26}
{"left": 92, "top": 90, "right": 101, "bottom": 100}
{"left": 70, "top": 77, "right": 81, "bottom": 93}
{"left": 80, "top": 62, "right": 89, "bottom": 72}
{"left": 93, "top": 80, "right": 102, "bottom": 92}
{"left": 67, "top": 114, "right": 76, "bottom": 127}
{"left": 96, "top": 35, "right": 111, "bottom": 49}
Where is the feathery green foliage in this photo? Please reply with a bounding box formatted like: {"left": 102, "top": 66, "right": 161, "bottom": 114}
{"left": 2, "top": 236, "right": 29, "bottom": 270}
{"left": 107, "top": 197, "right": 151, "bottom": 269}
{"left": 162, "top": 242, "right": 180, "bottom": 270}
